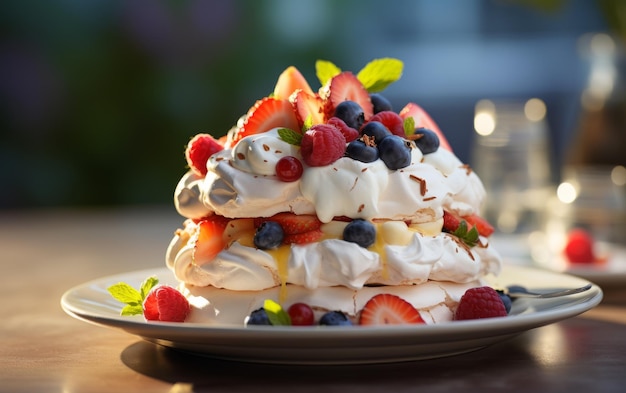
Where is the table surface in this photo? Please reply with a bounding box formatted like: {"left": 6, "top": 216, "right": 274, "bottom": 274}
{"left": 2, "top": 207, "right": 626, "bottom": 393}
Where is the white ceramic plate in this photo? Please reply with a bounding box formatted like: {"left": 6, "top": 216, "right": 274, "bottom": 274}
{"left": 61, "top": 265, "right": 602, "bottom": 365}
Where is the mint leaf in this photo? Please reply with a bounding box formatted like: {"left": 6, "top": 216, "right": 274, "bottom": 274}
{"left": 403, "top": 117, "right": 415, "bottom": 137}
{"left": 465, "top": 226, "right": 480, "bottom": 245}
{"left": 277, "top": 128, "right": 303, "bottom": 146}
{"left": 107, "top": 283, "right": 142, "bottom": 304}
{"left": 140, "top": 276, "right": 159, "bottom": 300}
{"left": 452, "top": 220, "right": 479, "bottom": 247}
{"left": 264, "top": 299, "right": 291, "bottom": 326}
{"left": 316, "top": 60, "right": 341, "bottom": 86}
{"left": 121, "top": 304, "right": 144, "bottom": 316}
{"left": 357, "top": 58, "right": 403, "bottom": 93}
{"left": 302, "top": 114, "right": 314, "bottom": 132}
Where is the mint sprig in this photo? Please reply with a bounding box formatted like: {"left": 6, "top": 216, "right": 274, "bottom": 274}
{"left": 277, "top": 127, "right": 302, "bottom": 146}
{"left": 357, "top": 58, "right": 403, "bottom": 93}
{"left": 107, "top": 276, "right": 159, "bottom": 316}
{"left": 263, "top": 299, "right": 291, "bottom": 326}
{"left": 452, "top": 220, "right": 480, "bottom": 247}
{"left": 316, "top": 60, "right": 342, "bottom": 86}
{"left": 403, "top": 117, "right": 415, "bottom": 137}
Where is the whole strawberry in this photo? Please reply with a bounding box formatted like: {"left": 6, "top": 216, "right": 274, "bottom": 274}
{"left": 454, "top": 286, "right": 508, "bottom": 321}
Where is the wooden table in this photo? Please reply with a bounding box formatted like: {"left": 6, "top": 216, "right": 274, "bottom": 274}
{"left": 2, "top": 207, "right": 625, "bottom": 393}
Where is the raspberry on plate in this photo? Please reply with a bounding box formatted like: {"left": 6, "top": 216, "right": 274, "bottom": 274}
{"left": 143, "top": 285, "right": 191, "bottom": 322}
{"left": 454, "top": 286, "right": 508, "bottom": 321}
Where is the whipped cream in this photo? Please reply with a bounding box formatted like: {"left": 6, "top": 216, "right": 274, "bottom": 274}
{"left": 169, "top": 126, "right": 502, "bottom": 291}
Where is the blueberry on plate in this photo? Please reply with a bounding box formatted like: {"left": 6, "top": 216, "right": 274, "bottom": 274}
{"left": 319, "top": 311, "right": 353, "bottom": 326}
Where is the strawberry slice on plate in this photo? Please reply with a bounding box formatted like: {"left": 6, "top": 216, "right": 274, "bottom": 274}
{"left": 321, "top": 71, "right": 374, "bottom": 122}
{"left": 359, "top": 293, "right": 426, "bottom": 325}
{"left": 399, "top": 102, "right": 452, "bottom": 151}
{"left": 231, "top": 97, "right": 300, "bottom": 145}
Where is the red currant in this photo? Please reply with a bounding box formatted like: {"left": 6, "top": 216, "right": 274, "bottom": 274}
{"left": 287, "top": 302, "right": 315, "bottom": 326}
{"left": 275, "top": 156, "right": 303, "bottom": 182}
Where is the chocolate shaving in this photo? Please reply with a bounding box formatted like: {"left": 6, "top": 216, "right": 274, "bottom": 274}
{"left": 361, "top": 167, "right": 368, "bottom": 173}
{"left": 423, "top": 196, "right": 436, "bottom": 201}
{"left": 350, "top": 177, "right": 359, "bottom": 191}
{"left": 358, "top": 204, "right": 365, "bottom": 213}
{"left": 263, "top": 144, "right": 270, "bottom": 152}
{"left": 406, "top": 133, "right": 424, "bottom": 141}
{"left": 237, "top": 152, "right": 245, "bottom": 160}
{"left": 460, "top": 164, "right": 472, "bottom": 175}
{"left": 275, "top": 150, "right": 282, "bottom": 154}
{"left": 409, "top": 174, "right": 428, "bottom": 196}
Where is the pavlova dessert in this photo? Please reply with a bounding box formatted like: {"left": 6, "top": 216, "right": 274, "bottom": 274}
{"left": 110, "top": 58, "right": 509, "bottom": 326}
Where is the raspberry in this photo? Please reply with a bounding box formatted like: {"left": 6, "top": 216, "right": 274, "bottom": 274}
{"left": 327, "top": 117, "right": 359, "bottom": 142}
{"left": 143, "top": 285, "right": 191, "bottom": 322}
{"left": 369, "top": 111, "right": 405, "bottom": 137}
{"left": 454, "top": 286, "right": 508, "bottom": 321}
{"left": 185, "top": 133, "right": 224, "bottom": 176}
{"left": 300, "top": 124, "right": 346, "bottom": 166}
{"left": 564, "top": 228, "right": 595, "bottom": 263}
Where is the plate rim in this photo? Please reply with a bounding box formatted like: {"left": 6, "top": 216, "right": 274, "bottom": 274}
{"left": 60, "top": 264, "right": 603, "bottom": 363}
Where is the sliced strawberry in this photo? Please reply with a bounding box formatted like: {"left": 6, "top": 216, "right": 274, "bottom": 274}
{"left": 283, "top": 229, "right": 324, "bottom": 244}
{"left": 443, "top": 211, "right": 494, "bottom": 238}
{"left": 290, "top": 89, "right": 325, "bottom": 129}
{"left": 359, "top": 293, "right": 425, "bottom": 326}
{"left": 194, "top": 215, "right": 231, "bottom": 262}
{"left": 369, "top": 111, "right": 405, "bottom": 137}
{"left": 321, "top": 72, "right": 373, "bottom": 122}
{"left": 464, "top": 214, "right": 495, "bottom": 237}
{"left": 231, "top": 97, "right": 300, "bottom": 145}
{"left": 256, "top": 212, "right": 322, "bottom": 235}
{"left": 442, "top": 210, "right": 462, "bottom": 233}
{"left": 273, "top": 66, "right": 314, "bottom": 100}
{"left": 399, "top": 102, "right": 452, "bottom": 151}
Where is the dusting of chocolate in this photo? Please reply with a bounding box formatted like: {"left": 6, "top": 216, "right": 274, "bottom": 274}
{"left": 236, "top": 152, "right": 245, "bottom": 160}
{"left": 409, "top": 174, "right": 428, "bottom": 196}
{"left": 263, "top": 144, "right": 270, "bottom": 152}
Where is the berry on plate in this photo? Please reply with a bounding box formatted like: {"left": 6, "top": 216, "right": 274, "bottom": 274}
{"left": 319, "top": 310, "right": 353, "bottom": 326}
{"left": 287, "top": 303, "right": 315, "bottom": 326}
{"left": 143, "top": 285, "right": 191, "bottom": 322}
{"left": 454, "top": 286, "right": 508, "bottom": 320}
{"left": 107, "top": 276, "right": 190, "bottom": 323}
{"left": 359, "top": 293, "right": 425, "bottom": 325}
{"left": 564, "top": 228, "right": 596, "bottom": 264}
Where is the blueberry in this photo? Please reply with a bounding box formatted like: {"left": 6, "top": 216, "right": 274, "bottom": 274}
{"left": 319, "top": 311, "right": 353, "bottom": 326}
{"left": 334, "top": 101, "right": 365, "bottom": 130}
{"left": 246, "top": 308, "right": 272, "bottom": 325}
{"left": 496, "top": 290, "right": 512, "bottom": 314}
{"left": 370, "top": 93, "right": 393, "bottom": 113}
{"left": 343, "top": 219, "right": 376, "bottom": 248}
{"left": 345, "top": 139, "right": 379, "bottom": 163}
{"left": 413, "top": 127, "right": 440, "bottom": 154}
{"left": 360, "top": 121, "right": 391, "bottom": 144}
{"left": 378, "top": 135, "right": 412, "bottom": 170}
{"left": 253, "top": 221, "right": 284, "bottom": 249}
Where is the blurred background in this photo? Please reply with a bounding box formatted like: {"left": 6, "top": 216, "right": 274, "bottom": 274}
{"left": 1, "top": 0, "right": 625, "bottom": 212}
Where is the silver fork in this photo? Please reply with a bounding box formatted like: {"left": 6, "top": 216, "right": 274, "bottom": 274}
{"left": 506, "top": 284, "right": 593, "bottom": 299}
